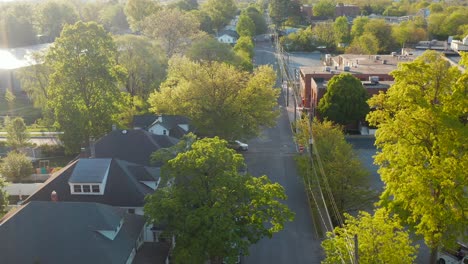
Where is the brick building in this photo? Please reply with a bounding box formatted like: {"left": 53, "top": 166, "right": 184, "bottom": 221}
{"left": 299, "top": 54, "right": 417, "bottom": 118}
{"left": 335, "top": 3, "right": 360, "bottom": 18}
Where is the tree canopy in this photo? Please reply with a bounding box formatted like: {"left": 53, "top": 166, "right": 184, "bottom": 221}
{"left": 124, "top": 0, "right": 160, "bottom": 32}
{"left": 268, "top": 0, "right": 289, "bottom": 26}
{"left": 142, "top": 8, "right": 202, "bottom": 57}
{"left": 318, "top": 73, "right": 369, "bottom": 126}
{"left": 313, "top": 0, "right": 335, "bottom": 17}
{"left": 37, "top": 0, "right": 78, "bottom": 40}
{"left": 201, "top": 0, "right": 237, "bottom": 32}
{"left": 114, "top": 34, "right": 167, "bottom": 98}
{"left": 322, "top": 209, "right": 417, "bottom": 264}
{"left": 0, "top": 3, "right": 37, "bottom": 48}
{"left": 4, "top": 117, "right": 30, "bottom": 151}
{"left": 148, "top": 56, "right": 279, "bottom": 140}
{"left": 0, "top": 176, "right": 8, "bottom": 217}
{"left": 46, "top": 22, "right": 122, "bottom": 153}
{"left": 144, "top": 137, "right": 294, "bottom": 263}
{"left": 295, "top": 119, "right": 377, "bottom": 224}
{"left": 0, "top": 151, "right": 33, "bottom": 183}
{"left": 236, "top": 13, "right": 256, "bottom": 37}
{"left": 186, "top": 36, "right": 237, "bottom": 63}
{"left": 366, "top": 51, "right": 468, "bottom": 263}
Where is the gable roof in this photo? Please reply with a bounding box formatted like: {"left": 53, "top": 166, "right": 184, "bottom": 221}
{"left": 218, "top": 30, "right": 239, "bottom": 39}
{"left": 94, "top": 129, "right": 179, "bottom": 166}
{"left": 69, "top": 158, "right": 112, "bottom": 183}
{"left": 24, "top": 158, "right": 161, "bottom": 207}
{"left": 133, "top": 115, "right": 190, "bottom": 131}
{"left": 0, "top": 201, "right": 144, "bottom": 264}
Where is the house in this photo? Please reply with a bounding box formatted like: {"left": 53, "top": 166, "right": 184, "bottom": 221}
{"left": 0, "top": 201, "right": 170, "bottom": 264}
{"left": 24, "top": 158, "right": 165, "bottom": 242}
{"left": 451, "top": 35, "right": 468, "bottom": 53}
{"left": 94, "top": 129, "right": 179, "bottom": 166}
{"left": 133, "top": 114, "right": 191, "bottom": 139}
{"left": 217, "top": 30, "right": 239, "bottom": 44}
{"left": 24, "top": 158, "right": 161, "bottom": 215}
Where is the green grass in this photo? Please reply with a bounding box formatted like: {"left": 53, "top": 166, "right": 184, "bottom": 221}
{"left": 0, "top": 91, "right": 42, "bottom": 125}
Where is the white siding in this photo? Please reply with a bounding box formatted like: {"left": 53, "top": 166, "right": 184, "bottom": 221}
{"left": 148, "top": 123, "right": 168, "bottom": 135}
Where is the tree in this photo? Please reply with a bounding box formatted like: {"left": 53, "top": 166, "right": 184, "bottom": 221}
{"left": 46, "top": 22, "right": 122, "bottom": 154}
{"left": 0, "top": 176, "right": 8, "bottom": 217}
{"left": 268, "top": 0, "right": 288, "bottom": 26}
{"left": 168, "top": 0, "right": 198, "bottom": 11}
{"left": 366, "top": 51, "right": 468, "bottom": 263}
{"left": 114, "top": 34, "right": 167, "bottom": 97}
{"left": 245, "top": 6, "right": 267, "bottom": 35}
{"left": 0, "top": 151, "right": 33, "bottom": 183}
{"left": 142, "top": 8, "right": 202, "bottom": 57}
{"left": 392, "top": 21, "right": 427, "bottom": 49}
{"left": 17, "top": 51, "right": 51, "bottom": 109}
{"left": 4, "top": 117, "right": 30, "bottom": 151}
{"left": 124, "top": 0, "right": 160, "bottom": 32}
{"left": 322, "top": 209, "right": 418, "bottom": 264}
{"left": 346, "top": 33, "right": 379, "bottom": 54}
{"left": 186, "top": 36, "right": 237, "bottom": 63}
{"left": 99, "top": 3, "right": 130, "bottom": 33}
{"left": 363, "top": 19, "right": 396, "bottom": 53}
{"left": 280, "top": 27, "right": 316, "bottom": 52}
{"left": 351, "top": 16, "right": 369, "bottom": 39}
{"left": 334, "top": 16, "right": 350, "bottom": 45}
{"left": 37, "top": 0, "right": 78, "bottom": 40}
{"left": 144, "top": 137, "right": 294, "bottom": 263}
{"left": 190, "top": 10, "right": 214, "bottom": 34}
{"left": 318, "top": 73, "right": 369, "bottom": 126}
{"left": 148, "top": 56, "right": 279, "bottom": 140}
{"left": 236, "top": 13, "right": 255, "bottom": 37}
{"left": 201, "top": 0, "right": 237, "bottom": 32}
{"left": 234, "top": 36, "right": 254, "bottom": 59}
{"left": 313, "top": 0, "right": 335, "bottom": 18}
{"left": 295, "top": 119, "right": 377, "bottom": 224}
{"left": 313, "top": 22, "right": 336, "bottom": 50}
{"left": 0, "top": 4, "right": 37, "bottom": 48}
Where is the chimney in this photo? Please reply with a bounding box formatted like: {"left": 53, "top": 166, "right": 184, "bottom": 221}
{"left": 51, "top": 190, "right": 58, "bottom": 202}
{"left": 79, "top": 147, "right": 88, "bottom": 158}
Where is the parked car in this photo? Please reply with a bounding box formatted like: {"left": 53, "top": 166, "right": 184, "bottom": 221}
{"left": 438, "top": 242, "right": 468, "bottom": 264}
{"left": 228, "top": 140, "right": 248, "bottom": 151}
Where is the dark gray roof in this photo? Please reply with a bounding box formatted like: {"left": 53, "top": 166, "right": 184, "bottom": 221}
{"left": 69, "top": 158, "right": 112, "bottom": 183}
{"left": 0, "top": 201, "right": 145, "bottom": 264}
{"left": 133, "top": 115, "right": 190, "bottom": 131}
{"left": 134, "top": 242, "right": 171, "bottom": 264}
{"left": 24, "top": 158, "right": 160, "bottom": 207}
{"left": 133, "top": 115, "right": 158, "bottom": 129}
{"left": 94, "top": 129, "right": 179, "bottom": 166}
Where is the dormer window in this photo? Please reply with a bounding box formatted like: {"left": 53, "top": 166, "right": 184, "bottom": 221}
{"left": 68, "top": 159, "right": 111, "bottom": 195}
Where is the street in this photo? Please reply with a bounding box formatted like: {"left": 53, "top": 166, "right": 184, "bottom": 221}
{"left": 242, "top": 40, "right": 323, "bottom": 263}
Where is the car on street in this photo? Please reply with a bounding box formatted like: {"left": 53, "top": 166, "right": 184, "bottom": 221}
{"left": 228, "top": 140, "right": 248, "bottom": 151}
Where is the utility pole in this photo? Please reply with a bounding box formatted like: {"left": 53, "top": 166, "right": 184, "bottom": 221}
{"left": 354, "top": 234, "right": 359, "bottom": 264}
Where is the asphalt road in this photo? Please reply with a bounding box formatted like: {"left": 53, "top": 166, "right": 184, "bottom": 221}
{"left": 242, "top": 40, "right": 323, "bottom": 264}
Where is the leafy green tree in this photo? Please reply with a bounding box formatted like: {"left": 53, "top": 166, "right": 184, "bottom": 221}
{"left": 0, "top": 151, "right": 33, "bottom": 183}
{"left": 37, "top": 0, "right": 78, "bottom": 40}
{"left": 280, "top": 27, "right": 316, "bottom": 52}
{"left": 168, "top": 0, "right": 198, "bottom": 11}
{"left": 363, "top": 19, "right": 396, "bottom": 53}
{"left": 350, "top": 16, "right": 369, "bottom": 39}
{"left": 148, "top": 57, "right": 279, "bottom": 140}
{"left": 318, "top": 74, "right": 369, "bottom": 126}
{"left": 440, "top": 9, "right": 468, "bottom": 39}
{"left": 392, "top": 21, "right": 427, "bottom": 49}
{"left": 113, "top": 93, "right": 149, "bottom": 129}
{"left": 186, "top": 36, "right": 237, "bottom": 63}
{"left": 234, "top": 36, "right": 254, "bottom": 58}
{"left": 201, "top": 0, "right": 237, "bottom": 32}
{"left": 334, "top": 16, "right": 350, "bottom": 45}
{"left": 190, "top": 9, "right": 214, "bottom": 34}
{"left": 245, "top": 6, "right": 267, "bottom": 35}
{"left": 114, "top": 34, "right": 167, "bottom": 97}
{"left": 346, "top": 33, "right": 379, "bottom": 54}
{"left": 0, "top": 176, "right": 8, "bottom": 217}
{"left": 322, "top": 209, "right": 417, "bottom": 264}
{"left": 313, "top": 0, "right": 335, "bottom": 17}
{"left": 99, "top": 3, "right": 130, "bottom": 33}
{"left": 4, "top": 117, "right": 30, "bottom": 151}
{"left": 46, "top": 22, "right": 122, "bottom": 154}
{"left": 145, "top": 137, "right": 294, "bottom": 263}
{"left": 268, "top": 0, "right": 288, "bottom": 26}
{"left": 428, "top": 3, "right": 443, "bottom": 13}
{"left": 366, "top": 51, "right": 468, "bottom": 263}
{"left": 313, "top": 22, "right": 336, "bottom": 50}
{"left": 236, "top": 13, "right": 255, "bottom": 37}
{"left": 234, "top": 49, "right": 254, "bottom": 72}
{"left": 0, "top": 4, "right": 37, "bottom": 48}
{"left": 142, "top": 8, "right": 202, "bottom": 57}
{"left": 124, "top": 0, "right": 160, "bottom": 32}
{"left": 17, "top": 51, "right": 51, "bottom": 109}
{"left": 295, "top": 119, "right": 377, "bottom": 224}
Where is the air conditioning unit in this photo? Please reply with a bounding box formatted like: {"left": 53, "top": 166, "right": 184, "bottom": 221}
{"left": 343, "top": 66, "right": 350, "bottom": 71}
{"left": 369, "top": 76, "right": 379, "bottom": 83}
